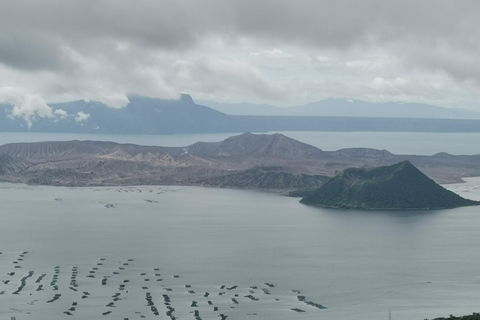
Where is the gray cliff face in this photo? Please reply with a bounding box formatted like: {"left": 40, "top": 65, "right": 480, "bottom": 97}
{"left": 0, "top": 133, "right": 479, "bottom": 189}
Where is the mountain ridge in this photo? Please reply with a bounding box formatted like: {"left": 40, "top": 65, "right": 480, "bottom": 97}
{"left": 182, "top": 132, "right": 325, "bottom": 158}
{"left": 199, "top": 98, "right": 480, "bottom": 119}
{"left": 3, "top": 95, "right": 480, "bottom": 134}
{"left": 1, "top": 133, "right": 480, "bottom": 189}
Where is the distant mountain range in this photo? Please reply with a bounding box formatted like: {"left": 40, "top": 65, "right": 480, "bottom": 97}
{"left": 2, "top": 94, "right": 480, "bottom": 134}
{"left": 1, "top": 133, "right": 480, "bottom": 189}
{"left": 199, "top": 98, "right": 480, "bottom": 119}
{"left": 0, "top": 95, "right": 233, "bottom": 134}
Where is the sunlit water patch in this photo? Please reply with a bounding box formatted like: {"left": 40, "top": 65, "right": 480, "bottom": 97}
{"left": 443, "top": 177, "right": 480, "bottom": 201}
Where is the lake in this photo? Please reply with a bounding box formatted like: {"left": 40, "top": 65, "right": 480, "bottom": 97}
{"left": 1, "top": 131, "right": 480, "bottom": 320}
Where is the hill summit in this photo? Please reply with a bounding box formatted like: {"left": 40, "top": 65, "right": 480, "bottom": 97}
{"left": 184, "top": 132, "right": 325, "bottom": 158}
{"left": 300, "top": 161, "right": 479, "bottom": 210}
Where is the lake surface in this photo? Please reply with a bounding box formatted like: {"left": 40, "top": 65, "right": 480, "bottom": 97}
{"left": 1, "top": 181, "right": 480, "bottom": 320}
{"left": 1, "top": 132, "right": 480, "bottom": 320}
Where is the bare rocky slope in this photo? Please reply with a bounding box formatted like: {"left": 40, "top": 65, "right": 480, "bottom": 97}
{"left": 0, "top": 133, "right": 479, "bottom": 190}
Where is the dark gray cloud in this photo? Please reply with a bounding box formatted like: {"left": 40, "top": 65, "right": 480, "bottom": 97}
{"left": 0, "top": 0, "right": 479, "bottom": 115}
{"left": 3, "top": 1, "right": 479, "bottom": 57}
{"left": 0, "top": 31, "right": 69, "bottom": 71}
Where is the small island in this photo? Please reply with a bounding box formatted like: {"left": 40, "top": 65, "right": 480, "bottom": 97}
{"left": 300, "top": 161, "right": 480, "bottom": 210}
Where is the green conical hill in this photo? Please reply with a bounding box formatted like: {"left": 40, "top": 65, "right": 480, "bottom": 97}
{"left": 300, "top": 161, "right": 479, "bottom": 210}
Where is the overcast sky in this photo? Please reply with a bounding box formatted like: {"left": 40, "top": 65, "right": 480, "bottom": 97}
{"left": 1, "top": 0, "right": 480, "bottom": 121}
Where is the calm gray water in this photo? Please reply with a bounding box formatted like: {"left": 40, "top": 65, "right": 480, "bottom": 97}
{"left": 1, "top": 182, "right": 480, "bottom": 320}
{"left": 1, "top": 132, "right": 480, "bottom": 320}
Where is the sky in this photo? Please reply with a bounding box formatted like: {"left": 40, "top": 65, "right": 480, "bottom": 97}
{"left": 1, "top": 0, "right": 480, "bottom": 123}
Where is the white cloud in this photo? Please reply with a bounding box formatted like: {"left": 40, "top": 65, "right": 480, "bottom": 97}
{"left": 166, "top": 58, "right": 286, "bottom": 101}
{"left": 0, "top": 86, "right": 53, "bottom": 127}
{"left": 84, "top": 93, "right": 130, "bottom": 109}
{"left": 371, "top": 77, "right": 406, "bottom": 92}
{"left": 53, "top": 108, "right": 68, "bottom": 118}
{"left": 75, "top": 111, "right": 90, "bottom": 122}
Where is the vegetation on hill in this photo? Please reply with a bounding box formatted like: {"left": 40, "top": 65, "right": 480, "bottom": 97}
{"left": 198, "top": 166, "right": 329, "bottom": 190}
{"left": 429, "top": 313, "right": 480, "bottom": 320}
{"left": 300, "top": 161, "right": 480, "bottom": 210}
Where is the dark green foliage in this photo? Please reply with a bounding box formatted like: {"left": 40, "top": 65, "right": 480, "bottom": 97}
{"left": 288, "top": 189, "right": 318, "bottom": 198}
{"left": 430, "top": 313, "right": 480, "bottom": 320}
{"left": 199, "top": 166, "right": 329, "bottom": 190}
{"left": 300, "top": 161, "right": 480, "bottom": 210}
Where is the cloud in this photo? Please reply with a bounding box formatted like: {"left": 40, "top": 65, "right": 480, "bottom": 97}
{"left": 1, "top": 1, "right": 480, "bottom": 110}
{"left": 167, "top": 58, "right": 286, "bottom": 101}
{"left": 1, "top": 1, "right": 479, "bottom": 62}
{"left": 0, "top": 86, "right": 53, "bottom": 127}
{"left": 75, "top": 111, "right": 90, "bottom": 122}
{"left": 53, "top": 108, "right": 68, "bottom": 118}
